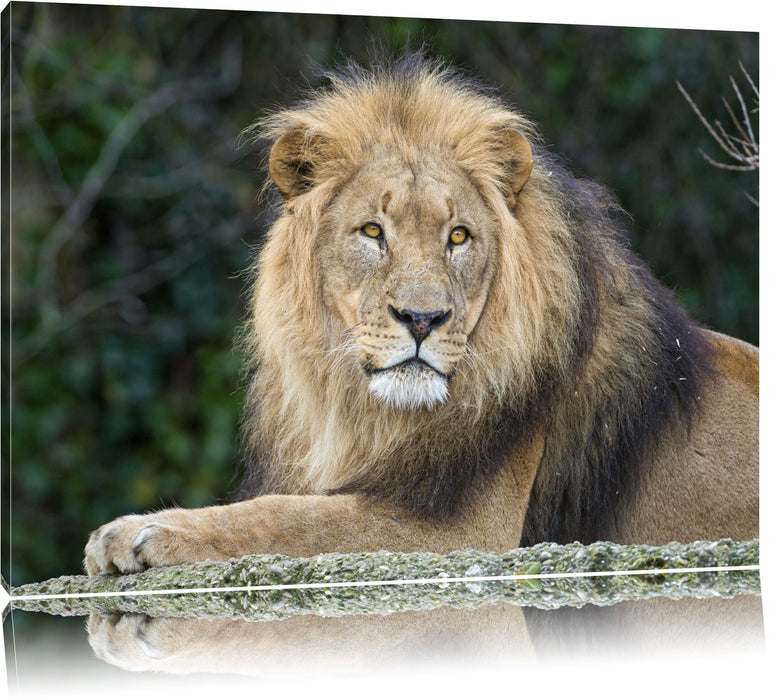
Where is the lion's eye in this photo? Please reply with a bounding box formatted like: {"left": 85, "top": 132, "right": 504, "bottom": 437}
{"left": 361, "top": 222, "right": 383, "bottom": 239}
{"left": 449, "top": 226, "right": 469, "bottom": 246}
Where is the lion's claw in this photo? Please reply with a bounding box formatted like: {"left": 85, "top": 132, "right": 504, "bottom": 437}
{"left": 84, "top": 515, "right": 174, "bottom": 575}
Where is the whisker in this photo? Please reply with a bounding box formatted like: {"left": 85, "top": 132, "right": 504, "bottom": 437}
{"left": 323, "top": 326, "right": 364, "bottom": 372}
{"left": 464, "top": 343, "right": 522, "bottom": 360}
{"left": 310, "top": 323, "right": 364, "bottom": 357}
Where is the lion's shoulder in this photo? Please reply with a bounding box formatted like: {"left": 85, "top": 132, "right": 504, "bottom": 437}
{"left": 704, "top": 329, "right": 758, "bottom": 397}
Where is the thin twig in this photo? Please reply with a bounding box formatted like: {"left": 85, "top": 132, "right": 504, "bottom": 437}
{"left": 731, "top": 72, "right": 758, "bottom": 149}
{"left": 738, "top": 61, "right": 759, "bottom": 102}
{"left": 676, "top": 65, "right": 759, "bottom": 174}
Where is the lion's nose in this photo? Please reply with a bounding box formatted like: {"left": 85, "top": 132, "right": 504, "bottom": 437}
{"left": 389, "top": 306, "right": 451, "bottom": 347}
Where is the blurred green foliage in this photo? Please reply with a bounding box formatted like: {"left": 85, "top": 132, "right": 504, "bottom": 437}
{"left": 1, "top": 4, "right": 758, "bottom": 584}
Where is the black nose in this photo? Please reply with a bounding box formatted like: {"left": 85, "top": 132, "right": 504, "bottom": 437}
{"left": 389, "top": 306, "right": 451, "bottom": 347}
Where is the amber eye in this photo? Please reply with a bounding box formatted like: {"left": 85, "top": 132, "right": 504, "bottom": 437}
{"left": 449, "top": 226, "right": 469, "bottom": 246}
{"left": 361, "top": 222, "right": 383, "bottom": 239}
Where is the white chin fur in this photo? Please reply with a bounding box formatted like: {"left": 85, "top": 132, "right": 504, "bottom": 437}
{"left": 368, "top": 362, "right": 449, "bottom": 410}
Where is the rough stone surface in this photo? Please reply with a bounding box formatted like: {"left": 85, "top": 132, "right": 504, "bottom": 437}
{"left": 8, "top": 539, "right": 760, "bottom": 621}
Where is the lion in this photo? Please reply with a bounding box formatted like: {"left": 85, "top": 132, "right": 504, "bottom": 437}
{"left": 84, "top": 55, "right": 758, "bottom": 576}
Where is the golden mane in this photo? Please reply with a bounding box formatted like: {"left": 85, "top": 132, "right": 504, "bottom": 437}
{"left": 237, "top": 55, "right": 713, "bottom": 544}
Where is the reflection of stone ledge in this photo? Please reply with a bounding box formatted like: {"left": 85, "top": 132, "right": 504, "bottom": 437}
{"left": 9, "top": 539, "right": 760, "bottom": 621}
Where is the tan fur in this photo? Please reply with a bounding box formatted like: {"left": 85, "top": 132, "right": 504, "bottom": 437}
{"left": 87, "top": 606, "right": 534, "bottom": 675}
{"left": 84, "top": 57, "right": 757, "bottom": 575}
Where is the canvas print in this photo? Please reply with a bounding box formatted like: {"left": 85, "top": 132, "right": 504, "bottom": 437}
{"left": 1, "top": 2, "right": 762, "bottom": 696}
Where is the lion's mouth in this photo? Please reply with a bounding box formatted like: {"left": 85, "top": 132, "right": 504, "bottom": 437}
{"left": 366, "top": 359, "right": 450, "bottom": 410}
{"left": 366, "top": 357, "right": 445, "bottom": 376}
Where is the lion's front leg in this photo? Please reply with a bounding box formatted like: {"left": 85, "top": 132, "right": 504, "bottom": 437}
{"left": 84, "top": 487, "right": 525, "bottom": 575}
{"left": 83, "top": 494, "right": 417, "bottom": 575}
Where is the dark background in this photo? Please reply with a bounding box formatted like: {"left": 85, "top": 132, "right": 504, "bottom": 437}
{"left": 1, "top": 3, "right": 758, "bottom": 585}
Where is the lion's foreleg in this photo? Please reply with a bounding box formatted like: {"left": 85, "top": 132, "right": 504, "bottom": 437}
{"left": 83, "top": 493, "right": 502, "bottom": 575}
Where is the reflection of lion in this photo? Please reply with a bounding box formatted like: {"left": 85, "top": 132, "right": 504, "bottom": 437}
{"left": 85, "top": 55, "right": 757, "bottom": 575}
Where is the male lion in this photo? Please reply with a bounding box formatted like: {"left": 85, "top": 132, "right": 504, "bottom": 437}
{"left": 85, "top": 56, "right": 758, "bottom": 575}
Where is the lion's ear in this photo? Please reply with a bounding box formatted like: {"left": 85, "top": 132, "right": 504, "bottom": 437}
{"left": 268, "top": 129, "right": 323, "bottom": 201}
{"left": 500, "top": 128, "right": 533, "bottom": 205}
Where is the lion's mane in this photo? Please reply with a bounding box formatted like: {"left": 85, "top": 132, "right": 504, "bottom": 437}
{"left": 236, "top": 55, "right": 712, "bottom": 546}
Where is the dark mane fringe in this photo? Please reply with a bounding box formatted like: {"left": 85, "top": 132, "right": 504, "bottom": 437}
{"left": 520, "top": 156, "right": 715, "bottom": 546}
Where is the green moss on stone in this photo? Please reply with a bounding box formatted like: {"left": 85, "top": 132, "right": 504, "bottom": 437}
{"left": 9, "top": 539, "right": 759, "bottom": 621}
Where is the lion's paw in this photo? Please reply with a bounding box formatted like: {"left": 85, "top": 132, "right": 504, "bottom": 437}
{"left": 84, "top": 514, "right": 183, "bottom": 575}
{"left": 88, "top": 614, "right": 186, "bottom": 669}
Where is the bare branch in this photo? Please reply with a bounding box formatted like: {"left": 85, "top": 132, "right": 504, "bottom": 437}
{"left": 699, "top": 151, "right": 759, "bottom": 172}
{"left": 677, "top": 65, "right": 759, "bottom": 180}
{"left": 719, "top": 97, "right": 754, "bottom": 155}
{"left": 730, "top": 74, "right": 758, "bottom": 153}
{"left": 738, "top": 61, "right": 759, "bottom": 102}
{"left": 676, "top": 81, "right": 738, "bottom": 159}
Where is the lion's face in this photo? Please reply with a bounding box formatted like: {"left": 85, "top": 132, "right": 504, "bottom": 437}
{"left": 261, "top": 75, "right": 533, "bottom": 420}
{"left": 316, "top": 153, "right": 498, "bottom": 410}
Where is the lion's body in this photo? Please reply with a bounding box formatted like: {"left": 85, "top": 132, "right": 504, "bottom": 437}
{"left": 85, "top": 56, "right": 757, "bottom": 576}
{"left": 600, "top": 331, "right": 758, "bottom": 545}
